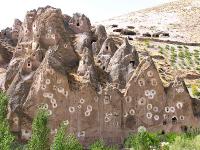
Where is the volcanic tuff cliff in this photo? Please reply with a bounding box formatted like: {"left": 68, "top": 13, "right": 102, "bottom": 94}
{"left": 0, "top": 4, "right": 200, "bottom": 147}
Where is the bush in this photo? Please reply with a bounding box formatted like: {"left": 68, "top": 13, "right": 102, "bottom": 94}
{"left": 51, "top": 124, "right": 68, "bottom": 150}
{"left": 28, "top": 109, "right": 50, "bottom": 150}
{"left": 183, "top": 128, "right": 200, "bottom": 139}
{"left": 0, "top": 92, "right": 15, "bottom": 150}
{"left": 89, "top": 140, "right": 117, "bottom": 150}
{"left": 158, "top": 132, "right": 177, "bottom": 144}
{"left": 51, "top": 123, "right": 83, "bottom": 150}
{"left": 64, "top": 134, "right": 83, "bottom": 150}
{"left": 0, "top": 92, "right": 9, "bottom": 121}
{"left": 124, "top": 131, "right": 160, "bottom": 150}
{"left": 178, "top": 51, "right": 185, "bottom": 60}
{"left": 169, "top": 135, "right": 200, "bottom": 150}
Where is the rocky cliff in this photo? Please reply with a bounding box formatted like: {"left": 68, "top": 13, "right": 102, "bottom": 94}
{"left": 0, "top": 5, "right": 199, "bottom": 147}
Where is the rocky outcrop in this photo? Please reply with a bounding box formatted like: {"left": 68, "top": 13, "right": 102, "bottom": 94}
{"left": 97, "top": 37, "right": 118, "bottom": 70}
{"left": 92, "top": 25, "right": 107, "bottom": 54}
{"left": 107, "top": 38, "right": 139, "bottom": 88}
{"left": 69, "top": 13, "right": 91, "bottom": 33}
{"left": 0, "top": 5, "right": 199, "bottom": 148}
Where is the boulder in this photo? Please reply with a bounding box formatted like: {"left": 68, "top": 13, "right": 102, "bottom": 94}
{"left": 121, "top": 29, "right": 136, "bottom": 36}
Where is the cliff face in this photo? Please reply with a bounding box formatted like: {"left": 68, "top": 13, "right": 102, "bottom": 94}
{"left": 0, "top": 5, "right": 199, "bottom": 147}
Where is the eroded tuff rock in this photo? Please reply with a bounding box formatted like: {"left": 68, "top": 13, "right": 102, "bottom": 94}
{"left": 107, "top": 38, "right": 139, "bottom": 88}
{"left": 92, "top": 25, "right": 107, "bottom": 54}
{"left": 97, "top": 37, "right": 118, "bottom": 70}
{"left": 0, "top": 6, "right": 199, "bottom": 147}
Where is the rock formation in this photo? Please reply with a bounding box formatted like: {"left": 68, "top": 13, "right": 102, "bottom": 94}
{"left": 0, "top": 6, "right": 199, "bottom": 148}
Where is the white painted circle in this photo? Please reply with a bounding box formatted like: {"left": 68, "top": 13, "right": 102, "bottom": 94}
{"left": 170, "top": 107, "right": 175, "bottom": 113}
{"left": 85, "top": 111, "right": 90, "bottom": 117}
{"left": 138, "top": 97, "right": 146, "bottom": 105}
{"left": 45, "top": 79, "right": 51, "bottom": 85}
{"left": 129, "top": 109, "right": 135, "bottom": 115}
{"left": 147, "top": 104, "right": 153, "bottom": 110}
{"left": 87, "top": 105, "right": 93, "bottom": 111}
{"left": 165, "top": 107, "right": 170, "bottom": 113}
{"left": 125, "top": 96, "right": 132, "bottom": 103}
{"left": 146, "top": 112, "right": 152, "bottom": 119}
{"left": 154, "top": 115, "right": 159, "bottom": 121}
{"left": 80, "top": 98, "right": 85, "bottom": 104}
{"left": 147, "top": 71, "right": 154, "bottom": 77}
{"left": 153, "top": 107, "right": 159, "bottom": 112}
{"left": 69, "top": 107, "right": 75, "bottom": 113}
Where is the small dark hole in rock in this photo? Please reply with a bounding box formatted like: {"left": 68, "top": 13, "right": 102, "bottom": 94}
{"left": 161, "top": 130, "right": 165, "bottom": 134}
{"left": 91, "top": 40, "right": 96, "bottom": 44}
{"left": 172, "top": 117, "right": 177, "bottom": 124}
{"left": 130, "top": 61, "right": 135, "bottom": 67}
{"left": 163, "top": 120, "right": 167, "bottom": 125}
{"left": 181, "top": 126, "right": 188, "bottom": 132}
{"left": 102, "top": 66, "right": 105, "bottom": 70}
{"left": 106, "top": 46, "right": 109, "bottom": 50}
{"left": 77, "top": 22, "right": 80, "bottom": 26}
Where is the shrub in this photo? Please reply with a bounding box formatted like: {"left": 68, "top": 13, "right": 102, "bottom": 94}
{"left": 124, "top": 131, "right": 160, "bottom": 150}
{"left": 51, "top": 123, "right": 83, "bottom": 150}
{"left": 89, "top": 140, "right": 117, "bottom": 150}
{"left": 64, "top": 134, "right": 83, "bottom": 150}
{"left": 0, "top": 92, "right": 15, "bottom": 150}
{"left": 183, "top": 128, "right": 200, "bottom": 139}
{"left": 51, "top": 124, "right": 68, "bottom": 150}
{"left": 165, "top": 45, "right": 170, "bottom": 50}
{"left": 169, "top": 135, "right": 200, "bottom": 150}
{"left": 158, "top": 132, "right": 177, "bottom": 144}
{"left": 0, "top": 92, "right": 9, "bottom": 121}
{"left": 28, "top": 109, "right": 50, "bottom": 150}
{"left": 178, "top": 51, "right": 185, "bottom": 60}
{"left": 89, "top": 140, "right": 105, "bottom": 150}
{"left": 0, "top": 121, "right": 15, "bottom": 150}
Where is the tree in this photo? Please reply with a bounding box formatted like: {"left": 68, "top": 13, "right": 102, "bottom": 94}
{"left": 51, "top": 123, "right": 83, "bottom": 150}
{"left": 28, "top": 109, "right": 50, "bottom": 150}
{"left": 0, "top": 92, "right": 15, "bottom": 150}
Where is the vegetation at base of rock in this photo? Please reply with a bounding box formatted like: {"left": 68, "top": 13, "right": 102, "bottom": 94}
{"left": 0, "top": 92, "right": 10, "bottom": 121}
{"left": 124, "top": 129, "right": 200, "bottom": 150}
{"left": 89, "top": 140, "right": 117, "bottom": 150}
{"left": 61, "top": 134, "right": 83, "bottom": 150}
{"left": 0, "top": 92, "right": 15, "bottom": 150}
{"left": 27, "top": 109, "right": 50, "bottom": 150}
{"left": 51, "top": 123, "right": 83, "bottom": 150}
{"left": 169, "top": 135, "right": 200, "bottom": 150}
{"left": 124, "top": 131, "right": 160, "bottom": 150}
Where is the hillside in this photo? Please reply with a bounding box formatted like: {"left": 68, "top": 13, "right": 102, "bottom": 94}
{"left": 100, "top": 0, "right": 200, "bottom": 43}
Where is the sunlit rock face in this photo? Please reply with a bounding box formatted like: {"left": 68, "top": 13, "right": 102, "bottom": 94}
{"left": 0, "top": 5, "right": 199, "bottom": 147}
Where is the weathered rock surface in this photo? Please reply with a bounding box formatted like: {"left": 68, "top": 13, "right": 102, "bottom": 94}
{"left": 107, "top": 38, "right": 139, "bottom": 88}
{"left": 0, "top": 5, "right": 199, "bottom": 148}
